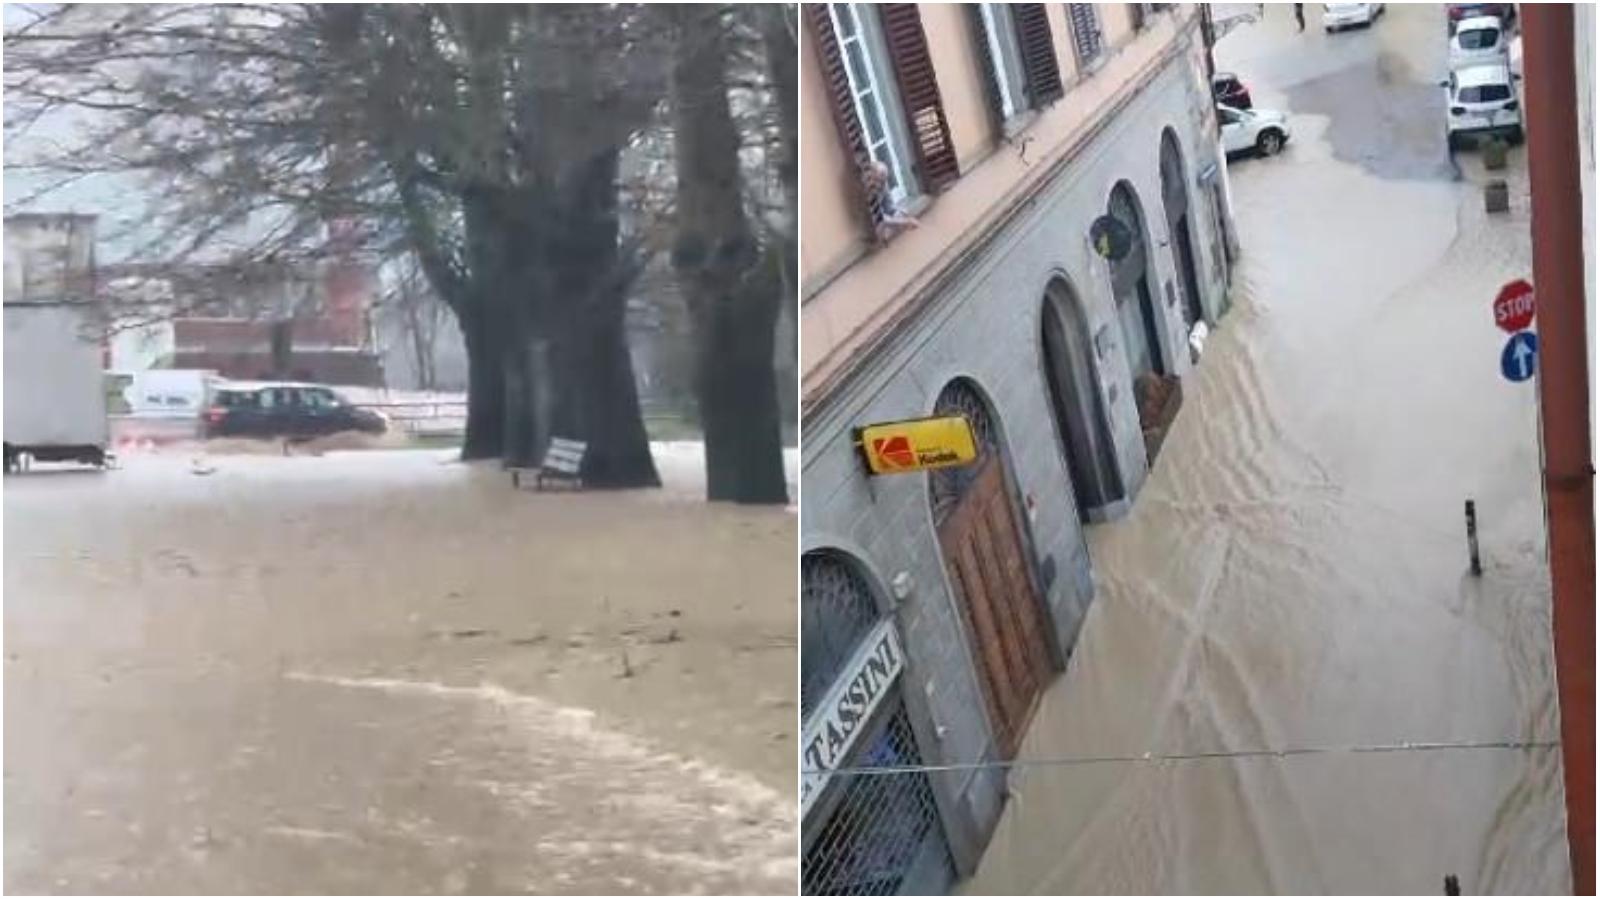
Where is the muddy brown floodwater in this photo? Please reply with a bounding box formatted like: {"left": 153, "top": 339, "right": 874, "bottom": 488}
{"left": 5, "top": 445, "right": 798, "bottom": 894}
{"left": 964, "top": 5, "right": 1568, "bottom": 895}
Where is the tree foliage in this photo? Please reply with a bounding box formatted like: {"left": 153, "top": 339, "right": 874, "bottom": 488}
{"left": 5, "top": 3, "right": 795, "bottom": 501}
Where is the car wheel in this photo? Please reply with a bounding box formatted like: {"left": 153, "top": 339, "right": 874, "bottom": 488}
{"left": 1446, "top": 131, "right": 1460, "bottom": 152}
{"left": 1508, "top": 126, "right": 1525, "bottom": 145}
{"left": 1257, "top": 130, "right": 1284, "bottom": 156}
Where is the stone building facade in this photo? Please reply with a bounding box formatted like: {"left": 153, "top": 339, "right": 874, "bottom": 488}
{"left": 799, "top": 4, "right": 1237, "bottom": 893}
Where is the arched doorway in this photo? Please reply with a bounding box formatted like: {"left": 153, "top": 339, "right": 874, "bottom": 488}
{"left": 928, "top": 379, "right": 1053, "bottom": 758}
{"left": 1106, "top": 181, "right": 1166, "bottom": 380}
{"left": 1040, "top": 279, "right": 1124, "bottom": 520}
{"left": 800, "top": 551, "right": 954, "bottom": 895}
{"left": 1160, "top": 128, "right": 1206, "bottom": 329}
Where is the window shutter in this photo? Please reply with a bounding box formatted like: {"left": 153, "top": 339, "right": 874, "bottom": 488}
{"left": 965, "top": 4, "right": 1006, "bottom": 132}
{"left": 804, "top": 5, "right": 876, "bottom": 228}
{"left": 878, "top": 4, "right": 960, "bottom": 193}
{"left": 1066, "top": 4, "right": 1103, "bottom": 66}
{"left": 1013, "top": 4, "right": 1064, "bottom": 106}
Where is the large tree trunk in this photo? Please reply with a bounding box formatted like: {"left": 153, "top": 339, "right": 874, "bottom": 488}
{"left": 564, "top": 280, "right": 661, "bottom": 488}
{"left": 697, "top": 261, "right": 787, "bottom": 503}
{"left": 539, "top": 152, "right": 660, "bottom": 488}
{"left": 670, "top": 6, "right": 788, "bottom": 504}
{"left": 487, "top": 155, "right": 660, "bottom": 486}
{"left": 462, "top": 185, "right": 519, "bottom": 462}
{"left": 459, "top": 303, "right": 505, "bottom": 460}
{"left": 500, "top": 311, "right": 540, "bottom": 468}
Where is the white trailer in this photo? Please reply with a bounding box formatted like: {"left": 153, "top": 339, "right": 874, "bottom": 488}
{"left": 4, "top": 301, "right": 110, "bottom": 471}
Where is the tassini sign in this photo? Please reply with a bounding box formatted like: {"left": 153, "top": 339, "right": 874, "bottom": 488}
{"left": 800, "top": 618, "right": 905, "bottom": 818}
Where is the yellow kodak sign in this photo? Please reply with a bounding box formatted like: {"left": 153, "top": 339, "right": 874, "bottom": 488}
{"left": 858, "top": 416, "right": 979, "bottom": 475}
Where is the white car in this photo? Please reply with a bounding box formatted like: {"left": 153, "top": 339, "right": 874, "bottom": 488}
{"left": 1219, "top": 105, "right": 1291, "bottom": 158}
{"left": 1449, "top": 15, "right": 1509, "bottom": 68}
{"left": 1323, "top": 3, "right": 1384, "bottom": 32}
{"left": 1443, "top": 63, "right": 1523, "bottom": 149}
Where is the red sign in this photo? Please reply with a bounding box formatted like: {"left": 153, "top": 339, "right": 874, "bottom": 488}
{"left": 1493, "top": 279, "right": 1536, "bottom": 333}
{"left": 871, "top": 435, "right": 917, "bottom": 470}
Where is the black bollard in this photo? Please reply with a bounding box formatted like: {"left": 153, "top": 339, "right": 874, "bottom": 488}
{"left": 1465, "top": 500, "right": 1482, "bottom": 576}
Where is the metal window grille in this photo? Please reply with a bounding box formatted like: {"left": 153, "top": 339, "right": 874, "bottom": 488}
{"left": 802, "top": 700, "right": 953, "bottom": 896}
{"left": 929, "top": 379, "right": 999, "bottom": 525}
{"left": 802, "top": 552, "right": 882, "bottom": 719}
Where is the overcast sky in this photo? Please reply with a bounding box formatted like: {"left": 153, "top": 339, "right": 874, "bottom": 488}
{"left": 5, "top": 4, "right": 163, "bottom": 262}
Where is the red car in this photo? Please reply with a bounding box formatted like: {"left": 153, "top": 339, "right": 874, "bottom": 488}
{"left": 1212, "top": 72, "right": 1253, "bottom": 110}
{"left": 1447, "top": 4, "right": 1514, "bottom": 33}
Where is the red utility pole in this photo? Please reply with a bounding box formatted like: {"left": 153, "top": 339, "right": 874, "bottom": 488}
{"left": 1522, "top": 5, "right": 1595, "bottom": 895}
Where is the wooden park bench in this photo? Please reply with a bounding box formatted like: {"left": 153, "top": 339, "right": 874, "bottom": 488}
{"left": 511, "top": 437, "right": 587, "bottom": 490}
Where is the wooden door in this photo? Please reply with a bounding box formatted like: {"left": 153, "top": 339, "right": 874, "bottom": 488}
{"left": 937, "top": 454, "right": 1053, "bottom": 758}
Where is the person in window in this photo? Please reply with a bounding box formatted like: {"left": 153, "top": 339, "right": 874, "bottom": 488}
{"left": 862, "top": 160, "right": 919, "bottom": 244}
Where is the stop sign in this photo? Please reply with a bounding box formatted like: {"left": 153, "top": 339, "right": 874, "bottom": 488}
{"left": 1493, "top": 279, "right": 1536, "bottom": 333}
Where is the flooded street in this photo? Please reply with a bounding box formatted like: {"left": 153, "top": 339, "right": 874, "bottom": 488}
{"left": 6, "top": 446, "right": 798, "bottom": 893}
{"left": 965, "top": 5, "right": 1568, "bottom": 895}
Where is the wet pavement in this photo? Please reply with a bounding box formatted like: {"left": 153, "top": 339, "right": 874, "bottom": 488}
{"left": 964, "top": 5, "right": 1567, "bottom": 895}
{"left": 5, "top": 446, "right": 798, "bottom": 893}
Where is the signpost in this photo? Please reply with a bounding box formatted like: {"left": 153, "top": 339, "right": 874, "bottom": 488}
{"left": 1494, "top": 278, "right": 1538, "bottom": 383}
{"left": 1501, "top": 331, "right": 1539, "bottom": 382}
{"left": 1493, "top": 278, "right": 1536, "bottom": 333}
{"left": 857, "top": 415, "right": 978, "bottom": 475}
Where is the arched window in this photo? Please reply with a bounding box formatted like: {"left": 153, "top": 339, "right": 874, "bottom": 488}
{"left": 801, "top": 551, "right": 881, "bottom": 719}
{"left": 928, "top": 378, "right": 999, "bottom": 525}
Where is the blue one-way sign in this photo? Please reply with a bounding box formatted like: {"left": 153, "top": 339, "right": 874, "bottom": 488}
{"left": 1501, "top": 331, "right": 1538, "bottom": 383}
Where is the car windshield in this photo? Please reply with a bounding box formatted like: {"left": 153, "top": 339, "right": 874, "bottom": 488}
{"left": 1458, "top": 27, "right": 1499, "bottom": 49}
{"left": 1460, "top": 82, "right": 1511, "bottom": 103}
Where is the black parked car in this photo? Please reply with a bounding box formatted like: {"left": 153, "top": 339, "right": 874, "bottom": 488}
{"left": 1212, "top": 72, "right": 1253, "bottom": 110}
{"left": 205, "top": 382, "right": 387, "bottom": 439}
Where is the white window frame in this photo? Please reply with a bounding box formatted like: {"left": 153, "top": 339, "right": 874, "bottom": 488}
{"left": 827, "top": 3, "right": 916, "bottom": 206}
{"left": 978, "top": 3, "right": 1029, "bottom": 121}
